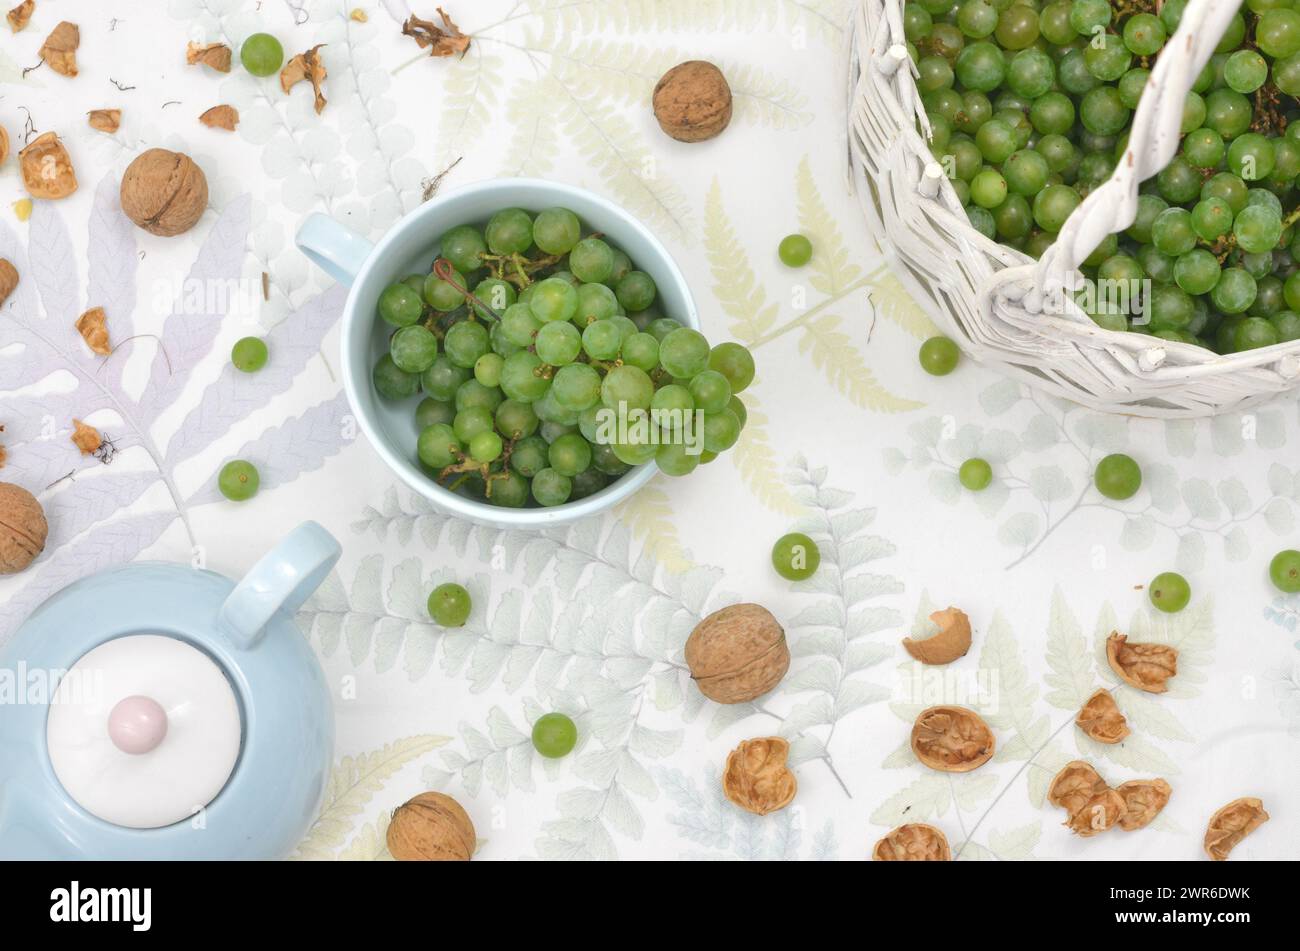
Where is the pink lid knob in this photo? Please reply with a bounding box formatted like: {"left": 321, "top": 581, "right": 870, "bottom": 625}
{"left": 108, "top": 695, "right": 168, "bottom": 755}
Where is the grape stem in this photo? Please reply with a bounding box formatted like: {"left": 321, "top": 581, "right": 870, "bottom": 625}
{"left": 433, "top": 257, "right": 501, "bottom": 322}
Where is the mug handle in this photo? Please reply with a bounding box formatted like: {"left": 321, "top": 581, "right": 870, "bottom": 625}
{"left": 217, "top": 521, "right": 341, "bottom": 649}
{"left": 296, "top": 213, "right": 374, "bottom": 287}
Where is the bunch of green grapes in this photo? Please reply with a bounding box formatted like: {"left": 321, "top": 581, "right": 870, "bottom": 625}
{"left": 370, "top": 207, "right": 756, "bottom": 509}
{"left": 908, "top": 0, "right": 1300, "bottom": 353}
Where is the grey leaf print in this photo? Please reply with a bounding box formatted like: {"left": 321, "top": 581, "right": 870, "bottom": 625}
{"left": 28, "top": 200, "right": 80, "bottom": 333}
{"left": 85, "top": 174, "right": 139, "bottom": 343}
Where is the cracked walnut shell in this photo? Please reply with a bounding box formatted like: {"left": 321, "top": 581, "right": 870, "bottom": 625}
{"left": 686, "top": 603, "right": 789, "bottom": 704}
{"left": 872, "top": 823, "right": 951, "bottom": 861}
{"left": 186, "top": 41, "right": 232, "bottom": 72}
{"left": 200, "top": 105, "right": 239, "bottom": 131}
{"left": 19, "top": 132, "right": 77, "bottom": 200}
{"left": 386, "top": 791, "right": 475, "bottom": 861}
{"left": 7, "top": 1, "right": 33, "bottom": 32}
{"left": 76, "top": 307, "right": 110, "bottom": 355}
{"left": 1065, "top": 787, "right": 1125, "bottom": 837}
{"left": 1076, "top": 689, "right": 1130, "bottom": 744}
{"left": 40, "top": 21, "right": 79, "bottom": 77}
{"left": 88, "top": 110, "right": 121, "bottom": 134}
{"left": 0, "top": 482, "right": 47, "bottom": 574}
{"left": 722, "top": 736, "right": 797, "bottom": 816}
{"left": 902, "top": 606, "right": 972, "bottom": 665}
{"left": 0, "top": 258, "right": 17, "bottom": 307}
{"left": 1048, "top": 760, "right": 1109, "bottom": 817}
{"left": 282, "top": 44, "right": 328, "bottom": 114}
{"left": 1106, "top": 631, "right": 1178, "bottom": 694}
{"left": 120, "top": 149, "right": 208, "bottom": 237}
{"left": 910, "top": 705, "right": 995, "bottom": 772}
{"left": 1204, "top": 797, "right": 1268, "bottom": 861}
{"left": 653, "top": 61, "right": 732, "bottom": 142}
{"left": 1116, "top": 779, "right": 1171, "bottom": 832}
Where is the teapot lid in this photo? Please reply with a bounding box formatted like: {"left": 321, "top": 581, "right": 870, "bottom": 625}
{"left": 46, "top": 634, "right": 242, "bottom": 830}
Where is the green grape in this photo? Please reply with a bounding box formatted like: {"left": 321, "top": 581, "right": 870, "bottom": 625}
{"left": 531, "top": 468, "right": 572, "bottom": 506}
{"left": 240, "top": 33, "right": 284, "bottom": 77}
{"left": 1079, "top": 87, "right": 1129, "bottom": 136}
{"left": 485, "top": 208, "right": 533, "bottom": 254}
{"left": 421, "top": 356, "right": 470, "bottom": 402}
{"left": 621, "top": 332, "right": 660, "bottom": 372}
{"left": 1039, "top": 0, "right": 1074, "bottom": 45}
{"left": 959, "top": 457, "right": 993, "bottom": 491}
{"left": 688, "top": 370, "right": 732, "bottom": 414}
{"left": 1032, "top": 183, "right": 1080, "bottom": 232}
{"left": 1151, "top": 208, "right": 1196, "bottom": 256}
{"left": 955, "top": 92, "right": 993, "bottom": 134}
{"left": 1275, "top": 51, "right": 1300, "bottom": 95}
{"left": 231, "top": 336, "right": 269, "bottom": 373}
{"left": 904, "top": 3, "right": 933, "bottom": 43}
{"left": 994, "top": 5, "right": 1039, "bottom": 49}
{"left": 535, "top": 321, "right": 582, "bottom": 366}
{"left": 591, "top": 441, "right": 630, "bottom": 477}
{"left": 651, "top": 383, "right": 694, "bottom": 419}
{"left": 1085, "top": 33, "right": 1131, "bottom": 82}
{"left": 551, "top": 363, "right": 602, "bottom": 411}
{"left": 443, "top": 320, "right": 490, "bottom": 368}
{"left": 1136, "top": 246, "right": 1175, "bottom": 284}
{"left": 1250, "top": 275, "right": 1284, "bottom": 315}
{"left": 1148, "top": 572, "right": 1191, "bottom": 613}
{"left": 1117, "top": 68, "right": 1150, "bottom": 110}
{"left": 453, "top": 405, "right": 494, "bottom": 443}
{"left": 439, "top": 225, "right": 487, "bottom": 274}
{"left": 495, "top": 399, "right": 538, "bottom": 439}
{"left": 616, "top": 271, "right": 660, "bottom": 311}
{"left": 604, "top": 248, "right": 633, "bottom": 288}
{"left": 771, "top": 532, "right": 821, "bottom": 581}
{"left": 992, "top": 195, "right": 1032, "bottom": 239}
{"left": 975, "top": 118, "right": 1016, "bottom": 163}
{"left": 1155, "top": 156, "right": 1200, "bottom": 204}
{"left": 1035, "top": 133, "right": 1076, "bottom": 174}
{"left": 532, "top": 208, "right": 581, "bottom": 255}
{"left": 427, "top": 582, "right": 472, "bottom": 626}
{"left": 534, "top": 389, "right": 578, "bottom": 426}
{"left": 1204, "top": 89, "right": 1253, "bottom": 139}
{"left": 1246, "top": 188, "right": 1283, "bottom": 215}
{"left": 218, "top": 460, "right": 260, "bottom": 501}
{"left": 1190, "top": 197, "right": 1233, "bottom": 241}
{"left": 373, "top": 354, "right": 420, "bottom": 400}
{"left": 957, "top": 0, "right": 997, "bottom": 38}
{"left": 1233, "top": 205, "right": 1283, "bottom": 254}
{"left": 1269, "top": 549, "right": 1300, "bottom": 593}
{"left": 658, "top": 327, "right": 710, "bottom": 378}
{"left": 570, "top": 468, "right": 607, "bottom": 500}
{"left": 415, "top": 397, "right": 455, "bottom": 429}
{"left": 390, "top": 325, "right": 439, "bottom": 373}
{"left": 1273, "top": 311, "right": 1300, "bottom": 342}
{"left": 582, "top": 319, "right": 623, "bottom": 360}
{"left": 1174, "top": 249, "right": 1221, "bottom": 296}
{"left": 919, "top": 335, "right": 960, "bottom": 375}
{"left": 1094, "top": 453, "right": 1141, "bottom": 500}
{"left": 1123, "top": 12, "right": 1166, "bottom": 55}
{"left": 1224, "top": 49, "right": 1268, "bottom": 93}
{"left": 778, "top": 233, "right": 813, "bottom": 266}
{"left": 500, "top": 351, "right": 551, "bottom": 402}
{"left": 574, "top": 282, "right": 619, "bottom": 325}
{"left": 488, "top": 470, "right": 528, "bottom": 508}
{"left": 1258, "top": 8, "right": 1300, "bottom": 58}
{"left": 423, "top": 268, "right": 465, "bottom": 312}
{"left": 918, "top": 54, "right": 956, "bottom": 93}
{"left": 708, "top": 341, "right": 756, "bottom": 392}
{"left": 401, "top": 274, "right": 426, "bottom": 296}
{"left": 1006, "top": 48, "right": 1054, "bottom": 98}
{"left": 417, "top": 423, "right": 461, "bottom": 468}
{"left": 929, "top": 20, "right": 967, "bottom": 59}
{"left": 601, "top": 365, "right": 654, "bottom": 410}
{"left": 1058, "top": 49, "right": 1100, "bottom": 96}
{"left": 471, "top": 277, "right": 515, "bottom": 320}
{"left": 1029, "top": 92, "right": 1074, "bottom": 136}
{"left": 548, "top": 432, "right": 592, "bottom": 477}
{"left": 655, "top": 441, "right": 700, "bottom": 478}
{"left": 1149, "top": 284, "right": 1195, "bottom": 332}
{"left": 955, "top": 41, "right": 1006, "bottom": 91}
{"left": 1212, "top": 268, "right": 1258, "bottom": 315}
{"left": 1227, "top": 133, "right": 1276, "bottom": 181}
{"left": 378, "top": 283, "right": 423, "bottom": 327}
{"left": 967, "top": 206, "right": 996, "bottom": 240}
{"left": 1069, "top": 0, "right": 1110, "bottom": 34}
{"left": 500, "top": 302, "right": 541, "bottom": 347}
{"left": 569, "top": 237, "right": 615, "bottom": 284}
{"left": 1182, "top": 127, "right": 1225, "bottom": 169}
{"left": 1159, "top": 0, "right": 1188, "bottom": 32}
{"left": 529, "top": 277, "right": 579, "bottom": 323}
{"left": 1233, "top": 316, "right": 1279, "bottom": 350}
{"left": 1284, "top": 272, "right": 1300, "bottom": 312}
{"left": 611, "top": 436, "right": 658, "bottom": 466}
{"left": 702, "top": 409, "right": 741, "bottom": 453}
{"left": 1201, "top": 172, "right": 1248, "bottom": 213}
{"left": 510, "top": 435, "right": 549, "bottom": 477}
{"left": 468, "top": 430, "right": 503, "bottom": 464}
{"left": 531, "top": 713, "right": 578, "bottom": 758}
{"left": 474, "top": 352, "right": 503, "bottom": 388}
{"left": 970, "top": 168, "right": 1008, "bottom": 208}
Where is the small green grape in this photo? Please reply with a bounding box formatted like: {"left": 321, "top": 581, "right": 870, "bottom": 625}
{"left": 468, "top": 430, "right": 503, "bottom": 463}
{"left": 919, "top": 336, "right": 960, "bottom": 375}
{"left": 1148, "top": 571, "right": 1191, "bottom": 613}
{"left": 959, "top": 458, "right": 993, "bottom": 491}
{"left": 771, "top": 531, "right": 821, "bottom": 581}
{"left": 778, "top": 234, "right": 813, "bottom": 267}
{"left": 378, "top": 282, "right": 423, "bottom": 327}
{"left": 531, "top": 712, "right": 578, "bottom": 758}
{"left": 231, "top": 337, "right": 268, "bottom": 373}
{"left": 1269, "top": 549, "right": 1300, "bottom": 593}
{"left": 708, "top": 341, "right": 756, "bottom": 392}
{"left": 1094, "top": 453, "right": 1142, "bottom": 500}
{"left": 427, "top": 582, "right": 472, "bottom": 627}
{"left": 218, "top": 460, "right": 260, "bottom": 501}
{"left": 240, "top": 33, "right": 284, "bottom": 77}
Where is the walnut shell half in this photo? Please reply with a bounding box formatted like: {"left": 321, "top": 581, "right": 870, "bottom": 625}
{"left": 1076, "top": 688, "right": 1130, "bottom": 744}
{"left": 1065, "top": 787, "right": 1126, "bottom": 837}
{"left": 19, "top": 132, "right": 77, "bottom": 200}
{"left": 872, "top": 823, "right": 951, "bottom": 861}
{"left": 910, "top": 705, "right": 995, "bottom": 772}
{"left": 1048, "top": 760, "right": 1109, "bottom": 817}
{"left": 1204, "top": 797, "right": 1268, "bottom": 861}
{"left": 386, "top": 791, "right": 476, "bottom": 860}
{"left": 1107, "top": 631, "right": 1178, "bottom": 694}
{"left": 120, "top": 148, "right": 208, "bottom": 237}
{"left": 685, "top": 603, "right": 789, "bottom": 704}
{"left": 902, "top": 606, "right": 972, "bottom": 665}
{"left": 722, "top": 736, "right": 797, "bottom": 816}
{"left": 0, "top": 481, "right": 48, "bottom": 574}
{"left": 1116, "top": 778, "right": 1171, "bottom": 832}
{"left": 652, "top": 61, "right": 732, "bottom": 142}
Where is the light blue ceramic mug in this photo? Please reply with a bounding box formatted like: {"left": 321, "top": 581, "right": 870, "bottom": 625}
{"left": 0, "top": 522, "right": 339, "bottom": 859}
{"left": 296, "top": 179, "right": 701, "bottom": 528}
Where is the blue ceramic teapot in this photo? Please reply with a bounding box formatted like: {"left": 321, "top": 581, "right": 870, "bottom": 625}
{"left": 0, "top": 522, "right": 339, "bottom": 859}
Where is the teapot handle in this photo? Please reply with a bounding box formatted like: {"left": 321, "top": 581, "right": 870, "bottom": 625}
{"left": 217, "top": 521, "right": 341, "bottom": 650}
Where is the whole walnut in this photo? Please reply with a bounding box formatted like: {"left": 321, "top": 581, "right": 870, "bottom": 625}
{"left": 120, "top": 148, "right": 208, "bottom": 237}
{"left": 0, "top": 482, "right": 48, "bottom": 574}
{"left": 685, "top": 603, "right": 789, "bottom": 703}
{"left": 652, "top": 61, "right": 732, "bottom": 143}
{"left": 386, "top": 791, "right": 475, "bottom": 861}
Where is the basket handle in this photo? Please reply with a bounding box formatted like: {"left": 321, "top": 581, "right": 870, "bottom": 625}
{"left": 1027, "top": 0, "right": 1240, "bottom": 311}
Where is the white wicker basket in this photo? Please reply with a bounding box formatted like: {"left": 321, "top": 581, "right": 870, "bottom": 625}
{"left": 848, "top": 0, "right": 1300, "bottom": 417}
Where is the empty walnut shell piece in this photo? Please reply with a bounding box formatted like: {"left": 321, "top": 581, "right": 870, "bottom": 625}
{"left": 1116, "top": 778, "right": 1171, "bottom": 831}
{"left": 685, "top": 603, "right": 789, "bottom": 704}
{"left": 0, "top": 258, "right": 17, "bottom": 307}
{"left": 910, "top": 705, "right": 995, "bottom": 772}
{"left": 1076, "top": 688, "right": 1130, "bottom": 744}
{"left": 902, "top": 606, "right": 972, "bottom": 665}
{"left": 1204, "top": 797, "right": 1269, "bottom": 861}
{"left": 1065, "top": 787, "right": 1125, "bottom": 837}
{"left": 722, "top": 736, "right": 797, "bottom": 816}
{"left": 1106, "top": 631, "right": 1178, "bottom": 693}
{"left": 0, "top": 482, "right": 48, "bottom": 574}
{"left": 1048, "top": 760, "right": 1109, "bottom": 817}
{"left": 652, "top": 61, "right": 732, "bottom": 143}
{"left": 120, "top": 149, "right": 208, "bottom": 237}
{"left": 386, "top": 791, "right": 475, "bottom": 861}
{"left": 40, "top": 21, "right": 79, "bottom": 77}
{"left": 19, "top": 132, "right": 77, "bottom": 200}
{"left": 872, "top": 823, "right": 951, "bottom": 861}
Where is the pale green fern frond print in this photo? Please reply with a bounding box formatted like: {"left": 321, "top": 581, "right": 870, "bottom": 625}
{"left": 294, "top": 735, "right": 450, "bottom": 860}
{"left": 796, "top": 155, "right": 864, "bottom": 296}
{"left": 615, "top": 481, "right": 694, "bottom": 574}
{"left": 502, "top": 72, "right": 565, "bottom": 176}
{"left": 337, "top": 815, "right": 394, "bottom": 861}
{"left": 798, "top": 314, "right": 925, "bottom": 412}
{"left": 731, "top": 390, "right": 804, "bottom": 515}
{"left": 703, "top": 179, "right": 779, "bottom": 344}
{"left": 865, "top": 264, "right": 939, "bottom": 339}
{"left": 436, "top": 47, "right": 506, "bottom": 160}
{"left": 1043, "top": 587, "right": 1097, "bottom": 711}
